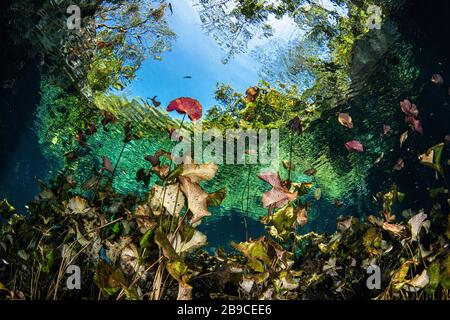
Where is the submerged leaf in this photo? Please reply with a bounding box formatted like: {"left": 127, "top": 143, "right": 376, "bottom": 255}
{"left": 419, "top": 143, "right": 445, "bottom": 177}
{"left": 400, "top": 131, "right": 409, "bottom": 147}
{"left": 232, "top": 238, "right": 271, "bottom": 273}
{"left": 179, "top": 177, "right": 210, "bottom": 225}
{"left": 431, "top": 74, "right": 444, "bottom": 86}
{"left": 259, "top": 172, "right": 298, "bottom": 208}
{"left": 296, "top": 207, "right": 308, "bottom": 227}
{"left": 149, "top": 184, "right": 185, "bottom": 217}
{"left": 287, "top": 116, "right": 302, "bottom": 134}
{"left": 172, "top": 230, "right": 207, "bottom": 254}
{"left": 314, "top": 188, "right": 322, "bottom": 200}
{"left": 408, "top": 211, "right": 430, "bottom": 242}
{"left": 393, "top": 158, "right": 405, "bottom": 171}
{"left": 180, "top": 162, "right": 218, "bottom": 183}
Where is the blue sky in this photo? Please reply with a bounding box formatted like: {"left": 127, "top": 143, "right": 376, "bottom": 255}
{"left": 127, "top": 0, "right": 346, "bottom": 117}
{"left": 129, "top": 0, "right": 262, "bottom": 116}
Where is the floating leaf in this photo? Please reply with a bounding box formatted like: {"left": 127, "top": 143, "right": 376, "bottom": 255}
{"left": 167, "top": 97, "right": 202, "bottom": 122}
{"left": 338, "top": 113, "right": 353, "bottom": 128}
{"left": 345, "top": 140, "right": 364, "bottom": 153}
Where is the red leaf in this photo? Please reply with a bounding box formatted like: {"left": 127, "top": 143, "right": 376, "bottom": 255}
{"left": 258, "top": 172, "right": 283, "bottom": 189}
{"left": 258, "top": 172, "right": 297, "bottom": 209}
{"left": 394, "top": 158, "right": 405, "bottom": 171}
{"left": 102, "top": 156, "right": 114, "bottom": 173}
{"left": 167, "top": 97, "right": 202, "bottom": 121}
{"left": 382, "top": 124, "right": 392, "bottom": 136}
{"left": 406, "top": 115, "right": 423, "bottom": 135}
{"left": 400, "top": 99, "right": 419, "bottom": 117}
{"left": 345, "top": 140, "right": 364, "bottom": 153}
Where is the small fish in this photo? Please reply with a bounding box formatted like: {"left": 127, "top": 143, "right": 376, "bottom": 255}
{"left": 169, "top": 2, "right": 173, "bottom": 15}
{"left": 183, "top": 76, "right": 192, "bottom": 79}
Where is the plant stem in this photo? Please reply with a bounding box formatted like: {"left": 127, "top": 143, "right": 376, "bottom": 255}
{"left": 288, "top": 131, "right": 294, "bottom": 182}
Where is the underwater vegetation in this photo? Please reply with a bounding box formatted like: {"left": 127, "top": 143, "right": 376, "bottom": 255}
{"left": 0, "top": 0, "right": 450, "bottom": 301}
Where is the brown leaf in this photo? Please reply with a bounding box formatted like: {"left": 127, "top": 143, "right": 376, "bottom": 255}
{"left": 338, "top": 113, "right": 353, "bottom": 128}
{"left": 180, "top": 162, "right": 218, "bottom": 183}
{"left": 149, "top": 184, "right": 185, "bottom": 217}
{"left": 179, "top": 177, "right": 211, "bottom": 226}
{"left": 382, "top": 222, "right": 405, "bottom": 234}
{"left": 400, "top": 131, "right": 408, "bottom": 147}
{"left": 296, "top": 207, "right": 308, "bottom": 227}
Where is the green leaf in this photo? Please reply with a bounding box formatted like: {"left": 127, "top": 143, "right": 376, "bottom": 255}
{"left": 232, "top": 238, "right": 271, "bottom": 273}
{"left": 139, "top": 228, "right": 154, "bottom": 248}
{"left": 440, "top": 254, "right": 450, "bottom": 289}
{"left": 425, "top": 260, "right": 440, "bottom": 294}
{"left": 419, "top": 143, "right": 445, "bottom": 177}
{"left": 166, "top": 260, "right": 189, "bottom": 283}
{"left": 112, "top": 222, "right": 121, "bottom": 234}
{"left": 207, "top": 188, "right": 227, "bottom": 207}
